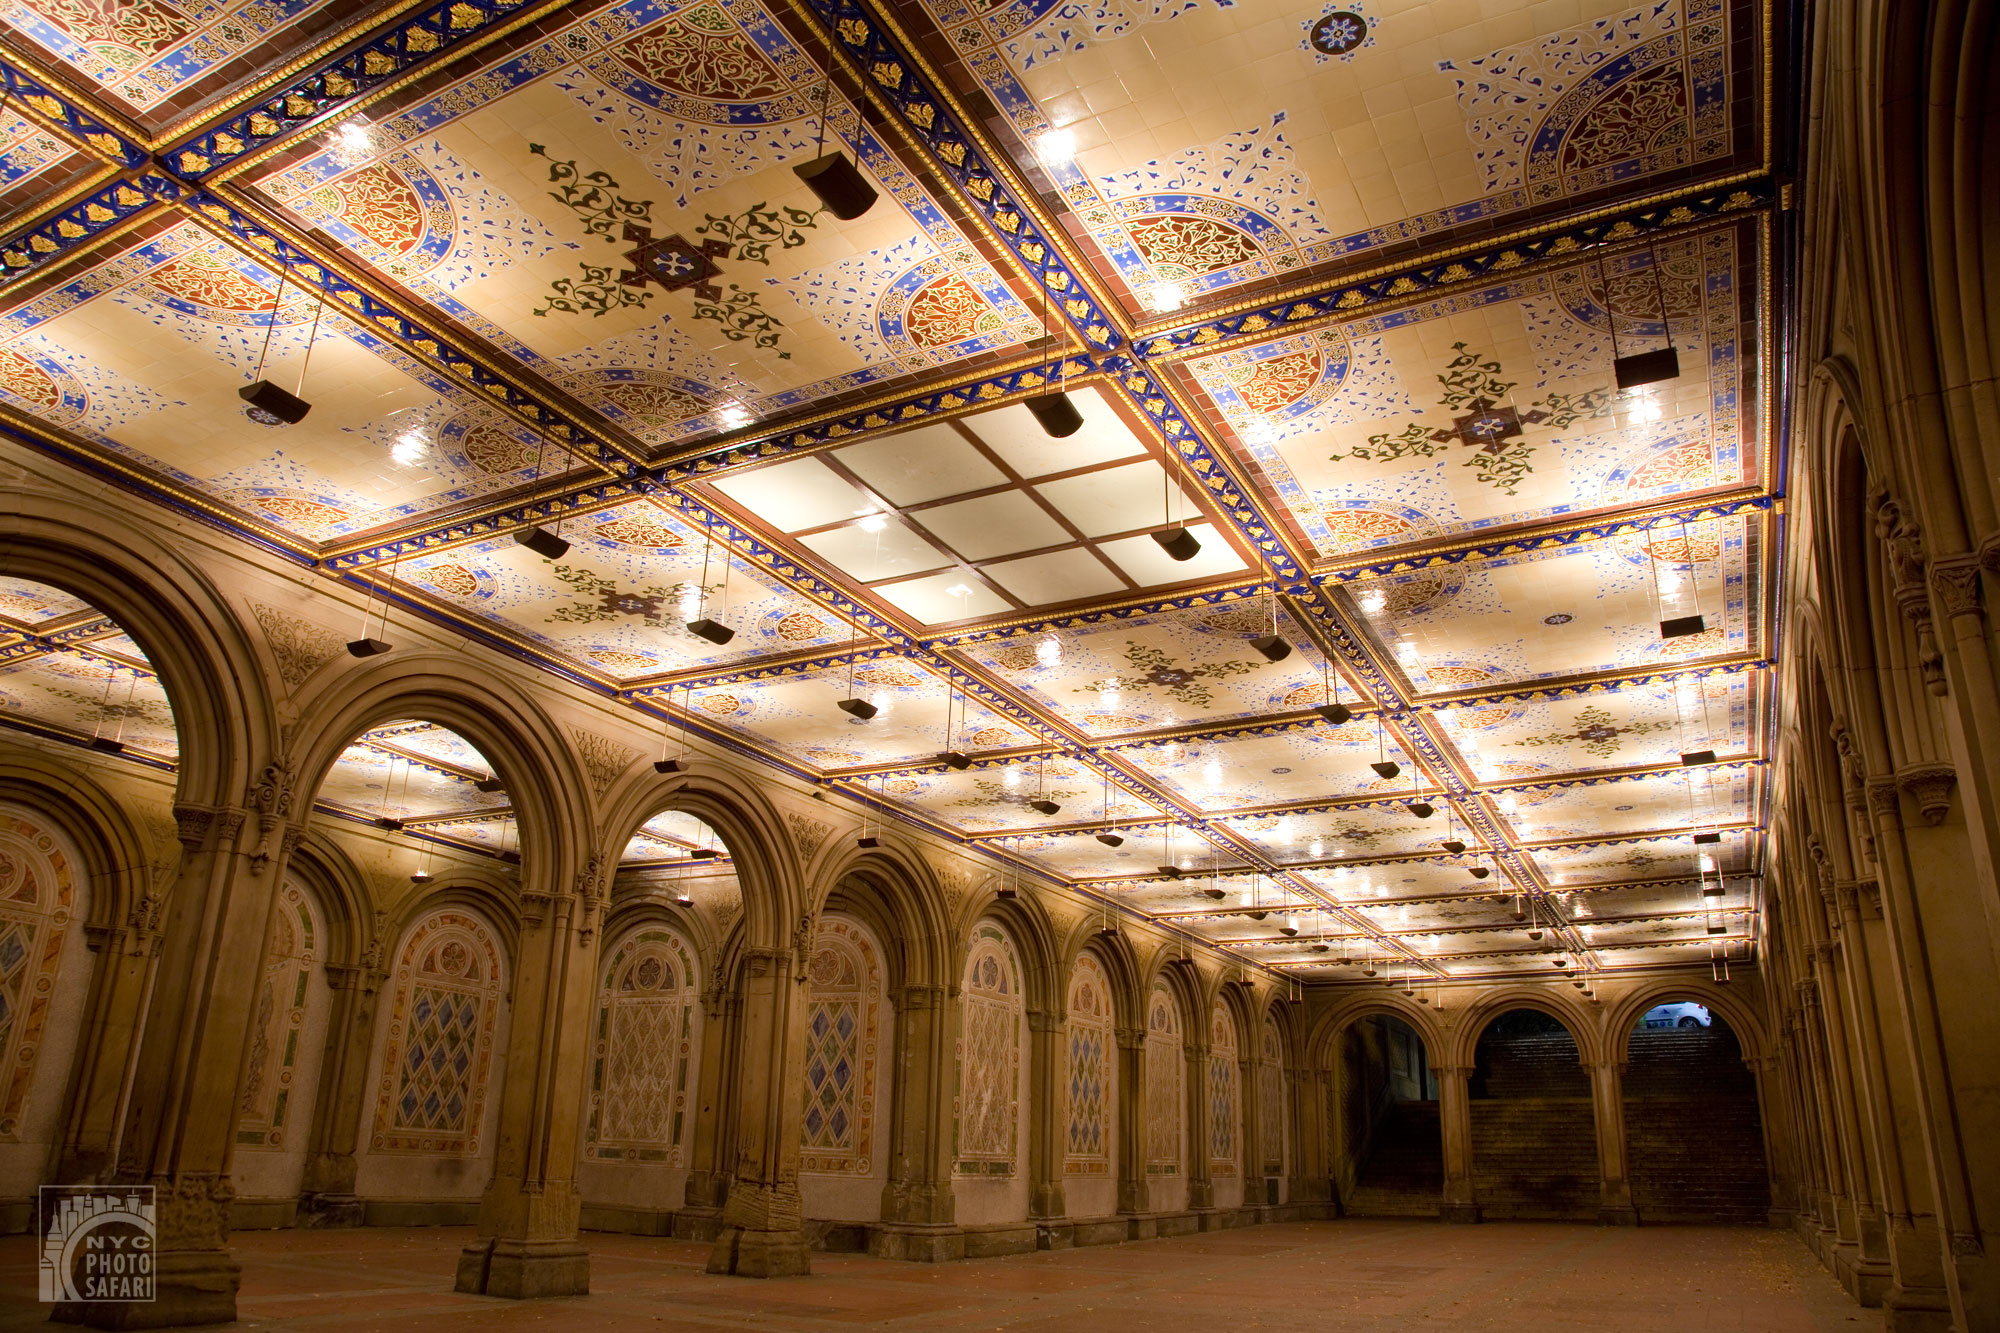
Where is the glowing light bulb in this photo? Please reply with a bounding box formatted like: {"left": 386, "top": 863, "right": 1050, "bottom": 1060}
{"left": 1309, "top": 839, "right": 1325, "bottom": 858}
{"left": 1498, "top": 794, "right": 1518, "bottom": 814}
{"left": 390, "top": 430, "right": 427, "bottom": 466}
{"left": 1003, "top": 768, "right": 1021, "bottom": 790}
{"left": 329, "top": 120, "right": 378, "bottom": 166}
{"left": 1149, "top": 281, "right": 1187, "bottom": 314}
{"left": 1037, "top": 635, "right": 1062, "bottom": 667}
{"left": 1360, "top": 590, "right": 1386, "bottom": 614}
{"left": 1035, "top": 128, "right": 1076, "bottom": 166}
{"left": 1700, "top": 853, "right": 1716, "bottom": 872}
{"left": 946, "top": 583, "right": 972, "bottom": 598}
{"left": 1396, "top": 641, "right": 1419, "bottom": 664}
{"left": 717, "top": 402, "right": 752, "bottom": 428}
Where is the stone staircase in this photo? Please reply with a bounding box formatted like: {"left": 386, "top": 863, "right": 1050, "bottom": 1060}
{"left": 1344, "top": 1100, "right": 1442, "bottom": 1217}
{"left": 1623, "top": 1027, "right": 1770, "bottom": 1224}
{"left": 1470, "top": 1098, "right": 1599, "bottom": 1219}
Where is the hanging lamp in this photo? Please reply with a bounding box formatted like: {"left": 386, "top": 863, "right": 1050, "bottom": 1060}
{"left": 239, "top": 261, "right": 316, "bottom": 424}
{"left": 1608, "top": 243, "right": 1680, "bottom": 391}
{"left": 1023, "top": 268, "right": 1083, "bottom": 438}
{"left": 1094, "top": 770, "right": 1124, "bottom": 846}
{"left": 511, "top": 432, "right": 570, "bottom": 560}
{"left": 684, "top": 509, "right": 735, "bottom": 644}
{"left": 347, "top": 549, "right": 399, "bottom": 657}
{"left": 836, "top": 616, "right": 878, "bottom": 719}
{"left": 1151, "top": 446, "right": 1201, "bottom": 560}
{"left": 1315, "top": 655, "right": 1352, "bottom": 725}
{"left": 1368, "top": 712, "right": 1401, "bottom": 780}
{"left": 1250, "top": 583, "right": 1293, "bottom": 662}
{"left": 793, "top": 78, "right": 877, "bottom": 220}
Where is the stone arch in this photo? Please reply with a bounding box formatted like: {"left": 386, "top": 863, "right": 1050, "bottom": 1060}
{"left": 1447, "top": 988, "right": 1604, "bottom": 1069}
{"left": 0, "top": 758, "right": 151, "bottom": 938}
{"left": 1604, "top": 980, "right": 1768, "bottom": 1064}
{"left": 581, "top": 918, "right": 703, "bottom": 1170}
{"left": 0, "top": 504, "right": 271, "bottom": 810}
{"left": 1141, "top": 975, "right": 1187, "bottom": 1202}
{"left": 284, "top": 830, "right": 374, "bottom": 974}
{"left": 954, "top": 916, "right": 1027, "bottom": 1179}
{"left": 814, "top": 841, "right": 951, "bottom": 994}
{"left": 1309, "top": 993, "right": 1448, "bottom": 1071}
{"left": 231, "top": 873, "right": 333, "bottom": 1204}
{"left": 595, "top": 768, "right": 804, "bottom": 961}
{"left": 1057, "top": 920, "right": 1144, "bottom": 1033}
{"left": 951, "top": 882, "right": 1060, "bottom": 1020}
{"left": 289, "top": 654, "right": 590, "bottom": 908}
{"left": 797, "top": 912, "right": 888, "bottom": 1208}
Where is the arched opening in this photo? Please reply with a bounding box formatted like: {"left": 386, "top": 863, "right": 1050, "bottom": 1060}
{"left": 570, "top": 809, "right": 735, "bottom": 1234}
{"left": 1469, "top": 1008, "right": 1597, "bottom": 1220}
{"left": 0, "top": 580, "right": 183, "bottom": 1207}
{"left": 1062, "top": 949, "right": 1119, "bottom": 1220}
{"left": 1624, "top": 1000, "right": 1769, "bottom": 1223}
{"left": 1336, "top": 1013, "right": 1440, "bottom": 1217}
{"left": 297, "top": 718, "right": 530, "bottom": 1226}
{"left": 952, "top": 917, "right": 1029, "bottom": 1226}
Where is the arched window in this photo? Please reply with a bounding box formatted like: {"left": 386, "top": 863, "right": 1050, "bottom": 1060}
{"left": 800, "top": 916, "right": 881, "bottom": 1176}
{"left": 585, "top": 927, "right": 699, "bottom": 1165}
{"left": 1209, "top": 1002, "right": 1238, "bottom": 1178}
{"left": 0, "top": 811, "right": 78, "bottom": 1138}
{"left": 1146, "top": 981, "right": 1183, "bottom": 1177}
{"left": 1063, "top": 952, "right": 1113, "bottom": 1176}
{"left": 371, "top": 909, "right": 505, "bottom": 1155}
{"left": 1259, "top": 1016, "right": 1285, "bottom": 1175}
{"left": 955, "top": 921, "right": 1022, "bottom": 1175}
{"left": 237, "top": 881, "right": 321, "bottom": 1148}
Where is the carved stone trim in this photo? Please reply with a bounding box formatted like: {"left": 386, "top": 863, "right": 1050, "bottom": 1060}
{"left": 786, "top": 812, "right": 831, "bottom": 864}
{"left": 1865, "top": 779, "right": 1903, "bottom": 821}
{"left": 569, "top": 726, "right": 636, "bottom": 800}
{"left": 1897, "top": 764, "right": 1957, "bottom": 826}
{"left": 1929, "top": 559, "right": 1983, "bottom": 618}
{"left": 249, "top": 600, "right": 344, "bottom": 692}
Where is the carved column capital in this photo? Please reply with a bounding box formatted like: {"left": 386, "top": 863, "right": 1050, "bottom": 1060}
{"left": 1114, "top": 1026, "right": 1145, "bottom": 1052}
{"left": 1929, "top": 557, "right": 1983, "bottom": 619}
{"left": 1028, "top": 1009, "right": 1064, "bottom": 1034}
{"left": 1897, "top": 764, "right": 1957, "bottom": 826}
{"left": 1865, "top": 778, "right": 1903, "bottom": 823}
{"left": 893, "top": 983, "right": 946, "bottom": 1013}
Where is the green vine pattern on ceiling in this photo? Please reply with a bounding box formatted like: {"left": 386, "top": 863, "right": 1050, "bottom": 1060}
{"left": 544, "top": 564, "right": 710, "bottom": 631}
{"left": 950, "top": 777, "right": 1087, "bottom": 811}
{"left": 531, "top": 143, "right": 653, "bottom": 240}
{"left": 1509, "top": 703, "right": 1676, "bottom": 760}
{"left": 696, "top": 202, "right": 821, "bottom": 266}
{"left": 1329, "top": 342, "right": 1615, "bottom": 496}
{"left": 1072, "top": 642, "right": 1261, "bottom": 711}
{"left": 533, "top": 262, "right": 653, "bottom": 319}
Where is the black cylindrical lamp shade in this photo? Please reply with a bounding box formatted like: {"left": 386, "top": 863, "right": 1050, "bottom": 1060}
{"left": 1152, "top": 526, "right": 1202, "bottom": 561}
{"left": 794, "top": 152, "right": 877, "bottom": 220}
{"left": 513, "top": 526, "right": 570, "bottom": 560}
{"left": 1025, "top": 392, "right": 1084, "bottom": 438}
{"left": 239, "top": 379, "right": 311, "bottom": 424}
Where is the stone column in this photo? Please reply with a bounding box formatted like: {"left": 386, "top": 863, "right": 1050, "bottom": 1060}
{"left": 55, "top": 919, "right": 164, "bottom": 1184}
{"left": 873, "top": 983, "right": 958, "bottom": 1259}
{"left": 1025, "top": 1009, "right": 1067, "bottom": 1222}
{"left": 1114, "top": 1025, "right": 1146, "bottom": 1216}
{"left": 705, "top": 938, "right": 813, "bottom": 1277}
{"left": 1238, "top": 1048, "right": 1262, "bottom": 1208}
{"left": 1435, "top": 1064, "right": 1480, "bottom": 1224}
{"left": 1184, "top": 1040, "right": 1213, "bottom": 1212}
{"left": 1587, "top": 1060, "right": 1637, "bottom": 1225}
{"left": 296, "top": 957, "right": 388, "bottom": 1227}
{"left": 681, "top": 971, "right": 742, "bottom": 1225}
{"left": 60, "top": 802, "right": 295, "bottom": 1329}
{"left": 454, "top": 862, "right": 606, "bottom": 1299}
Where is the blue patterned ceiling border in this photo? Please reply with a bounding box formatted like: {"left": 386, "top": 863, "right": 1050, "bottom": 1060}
{"left": 0, "top": 172, "right": 182, "bottom": 285}
{"left": 621, "top": 644, "right": 908, "bottom": 699}
{"left": 1295, "top": 586, "right": 1402, "bottom": 709}
{"left": 320, "top": 475, "right": 641, "bottom": 570}
{"left": 0, "top": 640, "right": 43, "bottom": 666}
{"left": 160, "top": 0, "right": 560, "bottom": 180}
{"left": 1526, "top": 823, "right": 1762, "bottom": 854}
{"left": 1420, "top": 658, "right": 1771, "bottom": 711}
{"left": 0, "top": 58, "right": 148, "bottom": 167}
{"left": 187, "top": 191, "right": 639, "bottom": 469}
{"left": 1102, "top": 354, "right": 1308, "bottom": 581}
{"left": 1135, "top": 180, "right": 1777, "bottom": 362}
{"left": 1316, "top": 494, "right": 1778, "bottom": 582}
{"left": 932, "top": 581, "right": 1270, "bottom": 647}
{"left": 1483, "top": 759, "right": 1766, "bottom": 794}
{"left": 805, "top": 0, "right": 1122, "bottom": 355}
{"left": 664, "top": 358, "right": 1100, "bottom": 479}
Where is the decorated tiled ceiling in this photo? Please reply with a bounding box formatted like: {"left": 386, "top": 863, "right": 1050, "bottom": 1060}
{"left": 0, "top": 0, "right": 1776, "bottom": 986}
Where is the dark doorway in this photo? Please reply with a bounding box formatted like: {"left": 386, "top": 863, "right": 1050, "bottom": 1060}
{"left": 1469, "top": 1008, "right": 1597, "bottom": 1219}
{"left": 1337, "top": 1014, "right": 1441, "bottom": 1217}
{"left": 1624, "top": 1003, "right": 1770, "bottom": 1223}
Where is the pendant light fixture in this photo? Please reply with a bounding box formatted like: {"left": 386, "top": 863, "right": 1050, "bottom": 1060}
{"left": 655, "top": 683, "right": 690, "bottom": 774}
{"left": 1526, "top": 896, "right": 1542, "bottom": 941}
{"left": 1024, "top": 268, "right": 1083, "bottom": 438}
{"left": 1407, "top": 768, "right": 1435, "bottom": 820}
{"left": 347, "top": 548, "right": 400, "bottom": 657}
{"left": 1440, "top": 803, "right": 1466, "bottom": 855}
{"left": 373, "top": 749, "right": 406, "bottom": 830}
{"left": 684, "top": 509, "right": 734, "bottom": 644}
{"left": 511, "top": 432, "right": 570, "bottom": 560}
{"left": 793, "top": 77, "right": 877, "bottom": 220}
{"left": 1368, "top": 712, "right": 1401, "bottom": 781}
{"left": 836, "top": 616, "right": 877, "bottom": 720}
{"left": 939, "top": 674, "right": 971, "bottom": 769}
{"left": 86, "top": 660, "right": 133, "bottom": 754}
{"left": 1028, "top": 755, "right": 1061, "bottom": 816}
{"left": 239, "top": 261, "right": 316, "bottom": 424}
{"left": 410, "top": 838, "right": 433, "bottom": 885}
{"left": 1250, "top": 583, "right": 1293, "bottom": 662}
{"left": 1203, "top": 842, "right": 1225, "bottom": 900}
{"left": 1157, "top": 824, "right": 1181, "bottom": 879}
{"left": 996, "top": 837, "right": 1019, "bottom": 900}
{"left": 1151, "top": 447, "right": 1201, "bottom": 561}
{"left": 1094, "top": 770, "right": 1124, "bottom": 846}
{"left": 1314, "top": 655, "right": 1352, "bottom": 725}
{"left": 1608, "top": 243, "right": 1680, "bottom": 391}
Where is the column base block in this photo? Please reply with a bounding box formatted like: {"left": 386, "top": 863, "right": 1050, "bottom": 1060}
{"left": 454, "top": 1238, "right": 590, "bottom": 1298}
{"left": 1597, "top": 1205, "right": 1639, "bottom": 1227}
{"left": 296, "top": 1193, "right": 365, "bottom": 1229}
{"left": 867, "top": 1223, "right": 965, "bottom": 1263}
{"left": 706, "top": 1226, "right": 811, "bottom": 1277}
{"left": 1439, "top": 1203, "right": 1482, "bottom": 1225}
{"left": 55, "top": 1248, "right": 240, "bottom": 1329}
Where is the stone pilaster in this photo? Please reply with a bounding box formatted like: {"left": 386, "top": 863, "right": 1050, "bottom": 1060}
{"left": 1026, "top": 1009, "right": 1066, "bottom": 1220}
{"left": 705, "top": 940, "right": 812, "bottom": 1277}
{"left": 296, "top": 959, "right": 388, "bottom": 1228}
{"left": 1586, "top": 1060, "right": 1637, "bottom": 1225}
{"left": 1435, "top": 1064, "right": 1480, "bottom": 1224}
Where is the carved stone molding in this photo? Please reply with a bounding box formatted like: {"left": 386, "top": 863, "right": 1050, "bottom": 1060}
{"left": 1028, "top": 1008, "right": 1063, "bottom": 1033}
{"left": 1930, "top": 559, "right": 1983, "bottom": 618}
{"left": 1866, "top": 778, "right": 1903, "bottom": 822}
{"left": 249, "top": 600, "right": 345, "bottom": 692}
{"left": 786, "top": 812, "right": 831, "bottom": 864}
{"left": 568, "top": 726, "right": 636, "bottom": 800}
{"left": 1897, "top": 764, "right": 1957, "bottom": 825}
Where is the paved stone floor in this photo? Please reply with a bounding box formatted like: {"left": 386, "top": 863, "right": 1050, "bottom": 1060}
{"left": 0, "top": 1221, "right": 1877, "bottom": 1330}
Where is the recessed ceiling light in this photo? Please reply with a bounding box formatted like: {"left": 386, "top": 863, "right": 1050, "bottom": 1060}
{"left": 857, "top": 513, "right": 888, "bottom": 532}
{"left": 1148, "top": 281, "right": 1187, "bottom": 313}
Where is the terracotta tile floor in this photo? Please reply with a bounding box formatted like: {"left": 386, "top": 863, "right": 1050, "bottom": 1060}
{"left": 0, "top": 1221, "right": 1878, "bottom": 1330}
